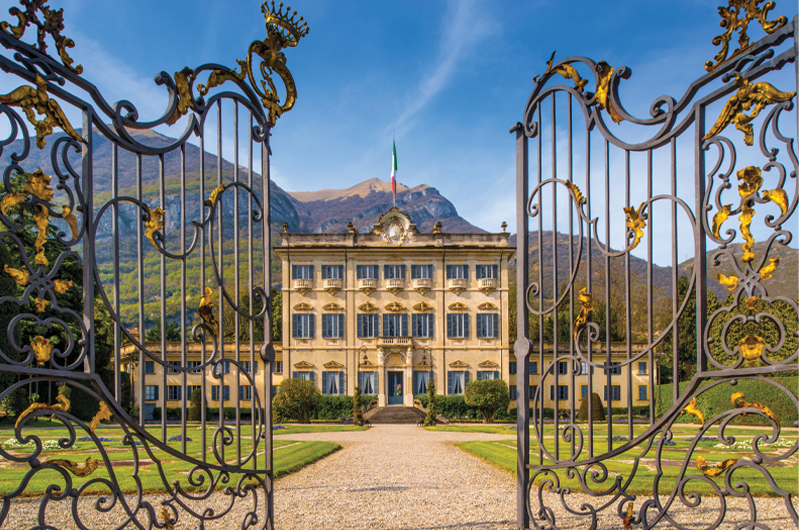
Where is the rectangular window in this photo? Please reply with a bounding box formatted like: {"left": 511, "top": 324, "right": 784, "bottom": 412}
{"left": 273, "top": 361, "right": 283, "bottom": 374}
{"left": 384, "top": 264, "right": 406, "bottom": 279}
{"left": 528, "top": 362, "right": 538, "bottom": 375}
{"left": 239, "top": 385, "right": 252, "bottom": 400}
{"left": 638, "top": 362, "right": 647, "bottom": 375}
{"left": 476, "top": 314, "right": 499, "bottom": 338}
{"left": 292, "top": 371, "right": 315, "bottom": 383}
{"left": 145, "top": 385, "right": 159, "bottom": 401}
{"left": 605, "top": 362, "right": 622, "bottom": 375}
{"left": 604, "top": 385, "right": 621, "bottom": 401}
{"left": 187, "top": 361, "right": 202, "bottom": 372}
{"left": 475, "top": 264, "right": 498, "bottom": 279}
{"left": 528, "top": 384, "right": 537, "bottom": 400}
{"left": 321, "top": 264, "right": 344, "bottom": 280}
{"left": 410, "top": 264, "right": 434, "bottom": 279}
{"left": 167, "top": 385, "right": 181, "bottom": 401}
{"left": 292, "top": 313, "right": 315, "bottom": 339}
{"left": 322, "top": 314, "right": 345, "bottom": 339}
{"left": 144, "top": 361, "right": 155, "bottom": 374}
{"left": 167, "top": 361, "right": 181, "bottom": 373}
{"left": 580, "top": 362, "right": 589, "bottom": 375}
{"left": 509, "top": 361, "right": 517, "bottom": 375}
{"left": 446, "top": 264, "right": 469, "bottom": 279}
{"left": 188, "top": 385, "right": 201, "bottom": 400}
{"left": 357, "top": 314, "right": 379, "bottom": 338}
{"left": 412, "top": 371, "right": 431, "bottom": 394}
{"left": 211, "top": 385, "right": 230, "bottom": 401}
{"left": 638, "top": 385, "right": 647, "bottom": 401}
{"left": 411, "top": 313, "right": 434, "bottom": 338}
{"left": 581, "top": 384, "right": 588, "bottom": 401}
{"left": 221, "top": 361, "right": 231, "bottom": 374}
{"left": 322, "top": 371, "right": 344, "bottom": 395}
{"left": 291, "top": 264, "right": 314, "bottom": 280}
{"left": 383, "top": 313, "right": 408, "bottom": 337}
{"left": 550, "top": 385, "right": 569, "bottom": 400}
{"left": 447, "top": 370, "right": 469, "bottom": 395}
{"left": 476, "top": 371, "right": 499, "bottom": 380}
{"left": 510, "top": 385, "right": 517, "bottom": 401}
{"left": 558, "top": 361, "right": 569, "bottom": 375}
{"left": 359, "top": 371, "right": 378, "bottom": 395}
{"left": 446, "top": 313, "right": 469, "bottom": 338}
{"left": 356, "top": 264, "right": 379, "bottom": 280}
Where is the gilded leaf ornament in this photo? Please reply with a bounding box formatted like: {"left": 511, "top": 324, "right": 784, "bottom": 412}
{"left": 622, "top": 502, "right": 634, "bottom": 530}
{"left": 144, "top": 206, "right": 165, "bottom": 250}
{"left": 696, "top": 455, "right": 738, "bottom": 477}
{"left": 61, "top": 206, "right": 79, "bottom": 239}
{"left": 208, "top": 185, "right": 225, "bottom": 207}
{"left": 47, "top": 457, "right": 99, "bottom": 477}
{"left": 593, "top": 61, "right": 624, "bottom": 124}
{"left": 737, "top": 166, "right": 763, "bottom": 197}
{"left": 759, "top": 258, "right": 778, "bottom": 280}
{"left": 0, "top": 74, "right": 82, "bottom": 149}
{"left": 32, "top": 204, "right": 50, "bottom": 266}
{"left": 704, "top": 0, "right": 788, "bottom": 72}
{"left": 32, "top": 298, "right": 49, "bottom": 312}
{"left": 716, "top": 273, "right": 739, "bottom": 290}
{"left": 564, "top": 180, "right": 584, "bottom": 206}
{"left": 0, "top": 191, "right": 26, "bottom": 216}
{"left": 745, "top": 295, "right": 760, "bottom": 311}
{"left": 623, "top": 203, "right": 646, "bottom": 251}
{"left": 89, "top": 401, "right": 112, "bottom": 434}
{"left": 16, "top": 395, "right": 69, "bottom": 429}
{"left": 711, "top": 204, "right": 732, "bottom": 238}
{"left": 23, "top": 169, "right": 54, "bottom": 201}
{"left": 31, "top": 335, "right": 53, "bottom": 365}
{"left": 533, "top": 52, "right": 588, "bottom": 93}
{"left": 167, "top": 67, "right": 198, "bottom": 126}
{"left": 1, "top": 0, "right": 83, "bottom": 74}
{"left": 573, "top": 287, "right": 592, "bottom": 341}
{"left": 682, "top": 397, "right": 704, "bottom": 424}
{"left": 53, "top": 279, "right": 73, "bottom": 293}
{"left": 738, "top": 334, "right": 766, "bottom": 366}
{"left": 4, "top": 265, "right": 29, "bottom": 286}
{"left": 703, "top": 74, "right": 795, "bottom": 146}
{"left": 739, "top": 201, "right": 755, "bottom": 262}
{"left": 762, "top": 188, "right": 788, "bottom": 216}
{"left": 731, "top": 391, "right": 779, "bottom": 424}
{"left": 160, "top": 508, "right": 175, "bottom": 530}
{"left": 196, "top": 286, "right": 218, "bottom": 334}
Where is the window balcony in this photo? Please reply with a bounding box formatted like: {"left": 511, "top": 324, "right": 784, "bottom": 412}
{"left": 359, "top": 278, "right": 377, "bottom": 295}
{"left": 324, "top": 278, "right": 342, "bottom": 294}
{"left": 379, "top": 336, "right": 412, "bottom": 346}
{"left": 448, "top": 278, "right": 467, "bottom": 295}
{"left": 479, "top": 278, "right": 497, "bottom": 294}
{"left": 412, "top": 278, "right": 431, "bottom": 293}
{"left": 386, "top": 278, "right": 404, "bottom": 295}
{"left": 293, "top": 279, "right": 312, "bottom": 295}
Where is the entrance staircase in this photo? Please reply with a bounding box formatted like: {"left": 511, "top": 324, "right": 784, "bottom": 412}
{"left": 364, "top": 406, "right": 425, "bottom": 424}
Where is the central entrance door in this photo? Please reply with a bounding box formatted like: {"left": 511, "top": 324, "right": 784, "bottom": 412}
{"left": 387, "top": 371, "right": 403, "bottom": 405}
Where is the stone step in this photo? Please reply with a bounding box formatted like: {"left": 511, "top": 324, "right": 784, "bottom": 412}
{"left": 367, "top": 406, "right": 426, "bottom": 425}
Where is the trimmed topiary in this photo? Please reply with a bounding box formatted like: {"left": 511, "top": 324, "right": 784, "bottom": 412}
{"left": 424, "top": 380, "right": 437, "bottom": 426}
{"left": 577, "top": 392, "right": 606, "bottom": 422}
{"left": 352, "top": 386, "right": 365, "bottom": 426}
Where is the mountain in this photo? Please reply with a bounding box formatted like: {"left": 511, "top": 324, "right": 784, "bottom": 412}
{"left": 286, "top": 177, "right": 484, "bottom": 234}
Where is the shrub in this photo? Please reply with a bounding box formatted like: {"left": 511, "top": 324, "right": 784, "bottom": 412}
{"left": 1, "top": 387, "right": 29, "bottom": 419}
{"left": 273, "top": 379, "right": 320, "bottom": 423}
{"left": 465, "top": 379, "right": 510, "bottom": 424}
{"left": 352, "top": 386, "right": 365, "bottom": 426}
{"left": 577, "top": 393, "right": 606, "bottom": 422}
{"left": 424, "top": 380, "right": 437, "bottom": 427}
{"left": 188, "top": 388, "right": 203, "bottom": 422}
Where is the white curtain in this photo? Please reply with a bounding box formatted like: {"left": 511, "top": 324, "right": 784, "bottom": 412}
{"left": 453, "top": 372, "right": 464, "bottom": 394}
{"left": 328, "top": 373, "right": 338, "bottom": 394}
{"left": 363, "top": 373, "right": 374, "bottom": 394}
{"left": 417, "top": 373, "right": 428, "bottom": 394}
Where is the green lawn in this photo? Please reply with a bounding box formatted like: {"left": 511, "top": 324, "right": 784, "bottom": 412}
{"left": 425, "top": 425, "right": 517, "bottom": 435}
{"left": 0, "top": 424, "right": 340, "bottom": 497}
{"left": 456, "top": 426, "right": 798, "bottom": 498}
{"left": 272, "top": 424, "right": 370, "bottom": 435}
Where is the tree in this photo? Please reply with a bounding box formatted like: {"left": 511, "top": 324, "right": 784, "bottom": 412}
{"left": 272, "top": 378, "right": 320, "bottom": 423}
{"left": 145, "top": 319, "right": 181, "bottom": 342}
{"left": 577, "top": 392, "right": 606, "bottom": 421}
{"left": 464, "top": 379, "right": 510, "bottom": 424}
{"left": 188, "top": 387, "right": 203, "bottom": 422}
{"left": 352, "top": 386, "right": 365, "bottom": 426}
{"left": 424, "top": 379, "right": 437, "bottom": 427}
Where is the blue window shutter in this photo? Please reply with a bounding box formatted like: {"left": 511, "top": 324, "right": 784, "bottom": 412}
{"left": 464, "top": 371, "right": 470, "bottom": 385}
{"left": 550, "top": 385, "right": 554, "bottom": 400}
{"left": 375, "top": 372, "right": 379, "bottom": 394}
{"left": 428, "top": 314, "right": 434, "bottom": 338}
{"left": 400, "top": 265, "right": 406, "bottom": 279}
{"left": 464, "top": 314, "right": 469, "bottom": 338}
{"left": 338, "top": 314, "right": 344, "bottom": 338}
{"left": 309, "top": 265, "right": 315, "bottom": 279}
{"left": 493, "top": 314, "right": 499, "bottom": 338}
{"left": 382, "top": 314, "right": 389, "bottom": 336}
{"left": 292, "top": 371, "right": 298, "bottom": 379}
{"left": 292, "top": 314, "right": 298, "bottom": 338}
{"left": 509, "top": 361, "right": 516, "bottom": 375}
{"left": 291, "top": 265, "right": 297, "bottom": 279}
{"left": 372, "top": 265, "right": 378, "bottom": 280}
{"left": 494, "top": 370, "right": 499, "bottom": 380}
{"left": 411, "top": 265, "right": 417, "bottom": 279}
{"left": 321, "top": 266, "right": 328, "bottom": 280}
{"left": 446, "top": 265, "right": 452, "bottom": 279}
{"left": 427, "top": 264, "right": 433, "bottom": 279}
{"left": 412, "top": 314, "right": 418, "bottom": 337}
{"left": 510, "top": 385, "right": 516, "bottom": 400}
{"left": 532, "top": 362, "right": 538, "bottom": 375}
{"left": 413, "top": 372, "right": 419, "bottom": 395}
{"left": 384, "top": 264, "right": 390, "bottom": 278}
{"left": 309, "top": 314, "right": 315, "bottom": 338}
{"left": 358, "top": 371, "right": 363, "bottom": 390}
{"left": 358, "top": 315, "right": 364, "bottom": 338}
{"left": 339, "top": 371, "right": 345, "bottom": 395}
{"left": 322, "top": 315, "right": 328, "bottom": 339}
{"left": 476, "top": 314, "right": 483, "bottom": 338}
{"left": 447, "top": 371, "right": 454, "bottom": 394}
{"left": 475, "top": 264, "right": 481, "bottom": 279}
{"left": 310, "top": 371, "right": 316, "bottom": 383}
{"left": 492, "top": 264, "right": 498, "bottom": 279}
{"left": 322, "top": 372, "right": 328, "bottom": 394}
{"left": 604, "top": 385, "right": 607, "bottom": 401}
{"left": 463, "top": 265, "right": 469, "bottom": 279}
{"left": 338, "top": 265, "right": 344, "bottom": 279}
{"left": 357, "top": 265, "right": 362, "bottom": 280}
{"left": 402, "top": 314, "right": 408, "bottom": 336}
{"left": 447, "top": 314, "right": 453, "bottom": 337}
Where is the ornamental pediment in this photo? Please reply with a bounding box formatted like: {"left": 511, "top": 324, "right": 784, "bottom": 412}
{"left": 358, "top": 302, "right": 378, "bottom": 312}
{"left": 323, "top": 302, "right": 344, "bottom": 311}
{"left": 373, "top": 208, "right": 415, "bottom": 245}
{"left": 294, "top": 361, "right": 314, "bottom": 370}
{"left": 448, "top": 302, "right": 468, "bottom": 311}
{"left": 293, "top": 302, "right": 313, "bottom": 311}
{"left": 413, "top": 301, "right": 434, "bottom": 312}
{"left": 384, "top": 301, "right": 406, "bottom": 312}
{"left": 359, "top": 360, "right": 379, "bottom": 369}
{"left": 477, "top": 302, "right": 497, "bottom": 311}
{"left": 386, "top": 254, "right": 404, "bottom": 262}
{"left": 323, "top": 360, "right": 345, "bottom": 369}
{"left": 449, "top": 359, "right": 470, "bottom": 369}
{"left": 478, "top": 360, "right": 500, "bottom": 369}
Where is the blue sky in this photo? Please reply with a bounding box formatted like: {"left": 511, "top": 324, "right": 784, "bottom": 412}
{"left": 1, "top": 0, "right": 797, "bottom": 264}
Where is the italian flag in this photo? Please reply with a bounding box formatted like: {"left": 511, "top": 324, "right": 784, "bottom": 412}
{"left": 391, "top": 139, "right": 397, "bottom": 203}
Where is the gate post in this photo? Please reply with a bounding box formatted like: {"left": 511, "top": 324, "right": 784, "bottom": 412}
{"left": 81, "top": 110, "right": 94, "bottom": 374}
{"left": 512, "top": 122, "right": 530, "bottom": 530}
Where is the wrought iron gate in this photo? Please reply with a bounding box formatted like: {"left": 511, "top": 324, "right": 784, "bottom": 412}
{"left": 514, "top": 3, "right": 797, "bottom": 529}
{"left": 0, "top": 1, "right": 305, "bottom": 528}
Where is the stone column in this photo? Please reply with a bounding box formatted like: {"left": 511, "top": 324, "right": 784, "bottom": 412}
{"left": 404, "top": 347, "right": 414, "bottom": 407}
{"left": 377, "top": 348, "right": 386, "bottom": 407}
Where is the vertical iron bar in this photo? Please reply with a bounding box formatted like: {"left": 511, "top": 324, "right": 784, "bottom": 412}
{"left": 647, "top": 150, "right": 655, "bottom": 423}
{"left": 625, "top": 150, "right": 633, "bottom": 441}
{"left": 112, "top": 142, "right": 120, "bottom": 403}
{"left": 200, "top": 126, "right": 207, "bottom": 463}
{"left": 604, "top": 139, "right": 612, "bottom": 453}
{"left": 536, "top": 102, "right": 544, "bottom": 468}
{"left": 160, "top": 153, "right": 167, "bottom": 443}
{"left": 249, "top": 112, "right": 256, "bottom": 471}
{"left": 551, "top": 93, "right": 559, "bottom": 460}
{"left": 695, "top": 108, "right": 708, "bottom": 375}
{"left": 181, "top": 143, "right": 187, "bottom": 455}
{"left": 234, "top": 101, "right": 241, "bottom": 463}
{"left": 217, "top": 101, "right": 225, "bottom": 463}
{"left": 671, "top": 137, "right": 679, "bottom": 405}
{"left": 263, "top": 130, "right": 275, "bottom": 530}
{"left": 513, "top": 120, "right": 529, "bottom": 530}
{"left": 81, "top": 111, "right": 95, "bottom": 376}
{"left": 567, "top": 95, "right": 575, "bottom": 457}
{"left": 137, "top": 152, "right": 145, "bottom": 429}
{"left": 585, "top": 122, "right": 593, "bottom": 458}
